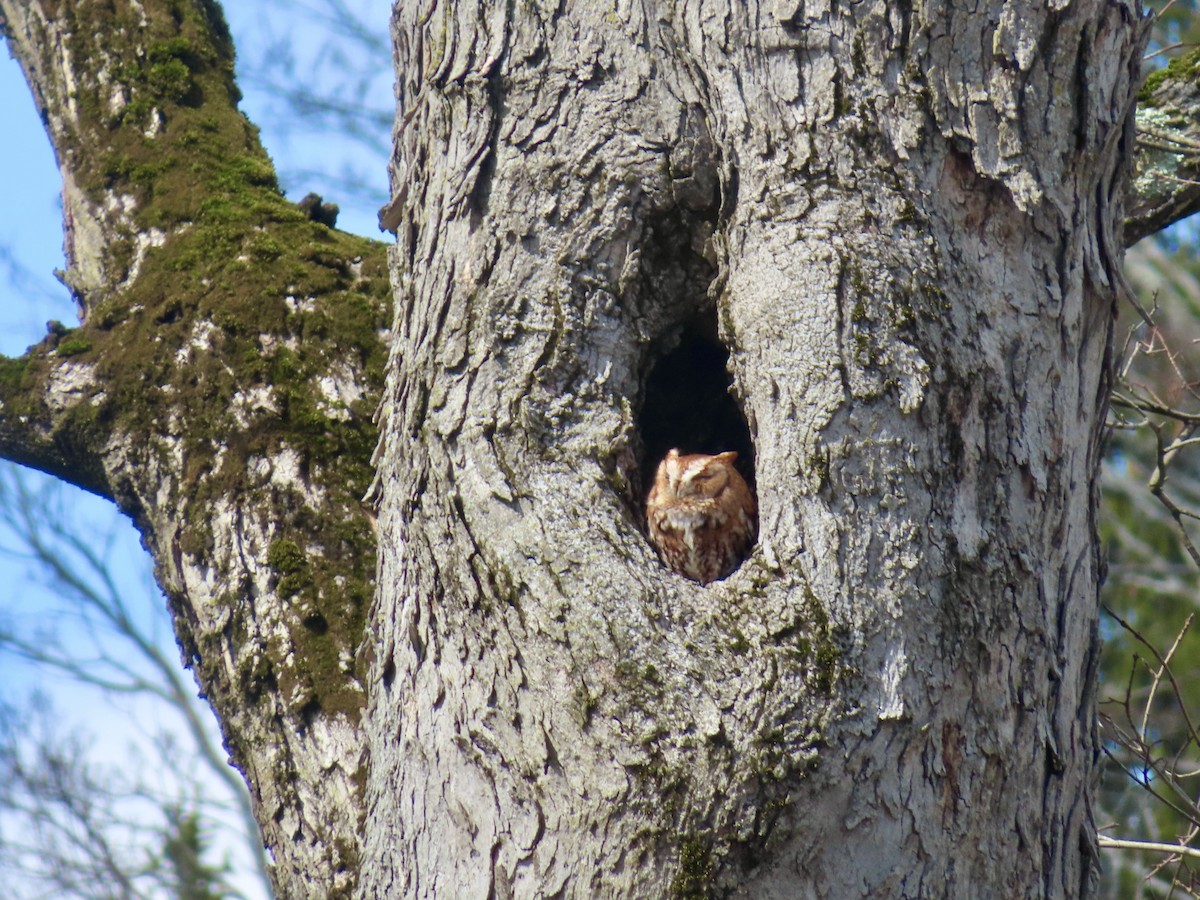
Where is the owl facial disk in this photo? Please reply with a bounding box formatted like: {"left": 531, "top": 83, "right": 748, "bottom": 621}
{"left": 677, "top": 462, "right": 726, "bottom": 498}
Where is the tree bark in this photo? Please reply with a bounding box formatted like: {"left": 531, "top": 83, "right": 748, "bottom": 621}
{"left": 2, "top": 0, "right": 1175, "bottom": 896}
{"left": 365, "top": 1, "right": 1144, "bottom": 896}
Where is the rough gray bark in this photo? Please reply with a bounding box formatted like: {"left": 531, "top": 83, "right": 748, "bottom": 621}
{"left": 366, "top": 1, "right": 1145, "bottom": 897}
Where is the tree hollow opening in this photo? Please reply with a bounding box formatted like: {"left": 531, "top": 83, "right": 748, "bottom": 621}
{"left": 638, "top": 318, "right": 756, "bottom": 495}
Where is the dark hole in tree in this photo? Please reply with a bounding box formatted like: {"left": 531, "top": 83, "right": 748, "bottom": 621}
{"left": 638, "top": 315, "right": 755, "bottom": 498}
{"left": 302, "top": 613, "right": 329, "bottom": 635}
{"left": 299, "top": 698, "right": 322, "bottom": 729}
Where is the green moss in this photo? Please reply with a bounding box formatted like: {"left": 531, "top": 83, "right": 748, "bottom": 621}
{"left": 805, "top": 446, "right": 830, "bottom": 487}
{"left": 248, "top": 232, "right": 284, "bottom": 261}
{"left": 672, "top": 837, "right": 715, "bottom": 898}
{"left": 0, "top": 354, "right": 43, "bottom": 424}
{"left": 268, "top": 538, "right": 306, "bottom": 574}
{"left": 832, "top": 75, "right": 850, "bottom": 119}
{"left": 573, "top": 683, "right": 597, "bottom": 727}
{"left": 849, "top": 263, "right": 870, "bottom": 298}
{"left": 116, "top": 59, "right": 145, "bottom": 85}
{"left": 178, "top": 524, "right": 213, "bottom": 557}
{"left": 801, "top": 588, "right": 840, "bottom": 693}
{"left": 267, "top": 539, "right": 311, "bottom": 599}
{"left": 1139, "top": 49, "right": 1200, "bottom": 106}
{"left": 727, "top": 629, "right": 750, "bottom": 655}
{"left": 764, "top": 587, "right": 841, "bottom": 696}
{"left": 892, "top": 296, "right": 916, "bottom": 330}
{"left": 0, "top": 355, "right": 31, "bottom": 388}
{"left": 853, "top": 330, "right": 873, "bottom": 363}
{"left": 102, "top": 153, "right": 167, "bottom": 186}
{"left": 148, "top": 58, "right": 192, "bottom": 99}
{"left": 148, "top": 36, "right": 199, "bottom": 64}
{"left": 850, "top": 297, "right": 869, "bottom": 324}
{"left": 812, "top": 635, "right": 840, "bottom": 692}
{"left": 108, "top": 36, "right": 205, "bottom": 125}
{"left": 56, "top": 335, "right": 93, "bottom": 357}
{"left": 331, "top": 837, "right": 362, "bottom": 894}
{"left": 755, "top": 728, "right": 785, "bottom": 747}
{"left": 1140, "top": 67, "right": 1168, "bottom": 102}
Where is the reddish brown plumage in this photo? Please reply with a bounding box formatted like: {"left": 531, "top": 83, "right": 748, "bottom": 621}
{"left": 646, "top": 449, "right": 756, "bottom": 584}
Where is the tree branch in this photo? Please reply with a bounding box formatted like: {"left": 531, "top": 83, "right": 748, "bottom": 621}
{"left": 0, "top": 335, "right": 114, "bottom": 500}
{"left": 0, "top": 1, "right": 390, "bottom": 891}
{"left": 1099, "top": 836, "right": 1200, "bottom": 861}
{"left": 1128, "top": 50, "right": 1200, "bottom": 244}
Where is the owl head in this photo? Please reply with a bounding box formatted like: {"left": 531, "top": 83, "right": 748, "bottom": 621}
{"left": 658, "top": 448, "right": 737, "bottom": 500}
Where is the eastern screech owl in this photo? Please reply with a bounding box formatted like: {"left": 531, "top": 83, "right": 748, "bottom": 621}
{"left": 646, "top": 449, "right": 757, "bottom": 584}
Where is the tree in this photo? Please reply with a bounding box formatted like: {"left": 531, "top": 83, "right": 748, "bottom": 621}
{"left": 1096, "top": 193, "right": 1200, "bottom": 894}
{"left": 1, "top": 2, "right": 385, "bottom": 893}
{"left": 0, "top": 697, "right": 237, "bottom": 899}
{"left": 0, "top": 0, "right": 1191, "bottom": 895}
{"left": 0, "top": 3, "right": 393, "bottom": 892}
{"left": 0, "top": 464, "right": 270, "bottom": 897}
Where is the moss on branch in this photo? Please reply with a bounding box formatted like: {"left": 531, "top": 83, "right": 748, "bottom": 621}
{"left": 1, "top": 0, "right": 391, "bottom": 891}
{"left": 1129, "top": 49, "right": 1200, "bottom": 243}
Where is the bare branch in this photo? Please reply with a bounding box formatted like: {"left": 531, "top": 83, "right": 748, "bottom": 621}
{"left": 1100, "top": 837, "right": 1200, "bottom": 861}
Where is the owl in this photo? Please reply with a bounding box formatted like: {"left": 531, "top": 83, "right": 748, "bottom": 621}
{"left": 646, "top": 449, "right": 757, "bottom": 584}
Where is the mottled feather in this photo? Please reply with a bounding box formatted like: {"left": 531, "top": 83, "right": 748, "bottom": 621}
{"left": 646, "top": 449, "right": 756, "bottom": 584}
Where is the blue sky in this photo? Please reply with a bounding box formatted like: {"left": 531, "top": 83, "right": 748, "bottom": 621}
{"left": 0, "top": 56, "right": 74, "bottom": 354}
{"left": 0, "top": 3, "right": 392, "bottom": 895}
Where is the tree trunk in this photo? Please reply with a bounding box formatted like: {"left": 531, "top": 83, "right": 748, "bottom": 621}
{"left": 5, "top": 0, "right": 1176, "bottom": 896}
{"left": 364, "top": 1, "right": 1145, "bottom": 896}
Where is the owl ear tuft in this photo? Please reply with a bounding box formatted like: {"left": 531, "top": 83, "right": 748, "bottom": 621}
{"left": 715, "top": 451, "right": 738, "bottom": 464}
